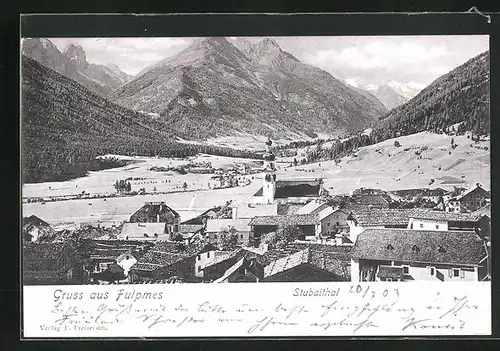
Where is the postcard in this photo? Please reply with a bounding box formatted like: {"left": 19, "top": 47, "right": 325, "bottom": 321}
{"left": 20, "top": 14, "right": 491, "bottom": 338}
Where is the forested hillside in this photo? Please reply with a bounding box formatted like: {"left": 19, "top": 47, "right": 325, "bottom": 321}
{"left": 371, "top": 51, "right": 489, "bottom": 141}
{"left": 21, "top": 56, "right": 260, "bottom": 183}
{"left": 291, "top": 51, "right": 490, "bottom": 164}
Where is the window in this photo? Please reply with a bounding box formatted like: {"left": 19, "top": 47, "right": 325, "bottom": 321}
{"left": 327, "top": 223, "right": 330, "bottom": 226}
{"left": 386, "top": 278, "right": 393, "bottom": 282}
{"left": 419, "top": 223, "right": 424, "bottom": 229}
{"left": 412, "top": 245, "right": 420, "bottom": 253}
{"left": 214, "top": 235, "right": 218, "bottom": 239}
{"left": 207, "top": 252, "right": 210, "bottom": 259}
{"left": 453, "top": 269, "right": 460, "bottom": 277}
{"left": 426, "top": 266, "right": 436, "bottom": 276}
{"left": 126, "top": 255, "right": 130, "bottom": 260}
{"left": 197, "top": 266, "right": 201, "bottom": 273}
{"left": 435, "top": 224, "right": 439, "bottom": 229}
{"left": 402, "top": 265, "right": 410, "bottom": 274}
{"left": 438, "top": 246, "right": 446, "bottom": 253}
{"left": 197, "top": 255, "right": 201, "bottom": 261}
{"left": 240, "top": 234, "right": 244, "bottom": 239}
{"left": 336, "top": 222, "right": 340, "bottom": 226}
{"left": 386, "top": 244, "right": 394, "bottom": 250}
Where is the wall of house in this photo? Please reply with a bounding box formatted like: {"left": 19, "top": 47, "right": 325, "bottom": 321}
{"left": 153, "top": 256, "right": 201, "bottom": 283}
{"left": 408, "top": 218, "right": 448, "bottom": 231}
{"left": 195, "top": 249, "right": 217, "bottom": 278}
{"left": 358, "top": 259, "right": 479, "bottom": 282}
{"left": 351, "top": 259, "right": 360, "bottom": 282}
{"left": 206, "top": 231, "right": 251, "bottom": 246}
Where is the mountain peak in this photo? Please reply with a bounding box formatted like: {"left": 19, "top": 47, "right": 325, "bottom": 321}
{"left": 63, "top": 44, "right": 87, "bottom": 68}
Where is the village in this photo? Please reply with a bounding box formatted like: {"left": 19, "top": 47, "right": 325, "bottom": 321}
{"left": 22, "top": 138, "right": 491, "bottom": 285}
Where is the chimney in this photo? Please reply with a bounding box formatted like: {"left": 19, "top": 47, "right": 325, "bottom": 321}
{"left": 157, "top": 214, "right": 160, "bottom": 223}
{"left": 232, "top": 207, "right": 238, "bottom": 219}
{"left": 335, "top": 233, "right": 343, "bottom": 246}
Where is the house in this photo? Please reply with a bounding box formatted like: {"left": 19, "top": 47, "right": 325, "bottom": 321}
{"left": 202, "top": 248, "right": 265, "bottom": 282}
{"left": 296, "top": 201, "right": 350, "bottom": 237}
{"left": 391, "top": 188, "right": 449, "bottom": 202}
{"left": 194, "top": 244, "right": 219, "bottom": 278}
{"left": 295, "top": 200, "right": 330, "bottom": 215}
{"left": 213, "top": 257, "right": 264, "bottom": 283}
{"left": 231, "top": 203, "right": 278, "bottom": 219}
{"left": 205, "top": 218, "right": 252, "bottom": 246}
{"left": 346, "top": 208, "right": 489, "bottom": 243}
{"left": 263, "top": 246, "right": 351, "bottom": 282}
{"left": 472, "top": 203, "right": 491, "bottom": 218}
{"left": 249, "top": 214, "right": 320, "bottom": 243}
{"left": 116, "top": 251, "right": 139, "bottom": 276}
{"left": 129, "top": 242, "right": 217, "bottom": 283}
{"left": 87, "top": 240, "right": 152, "bottom": 275}
{"left": 177, "top": 225, "right": 204, "bottom": 245}
{"left": 350, "top": 194, "right": 392, "bottom": 209}
{"left": 253, "top": 178, "right": 328, "bottom": 205}
{"left": 23, "top": 242, "right": 85, "bottom": 285}
{"left": 129, "top": 202, "right": 180, "bottom": 233}
{"left": 445, "top": 184, "right": 490, "bottom": 213}
{"left": 22, "top": 215, "right": 55, "bottom": 242}
{"left": 351, "top": 228, "right": 488, "bottom": 282}
{"left": 118, "top": 222, "right": 169, "bottom": 241}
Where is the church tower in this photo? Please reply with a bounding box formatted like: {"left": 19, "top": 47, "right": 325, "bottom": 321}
{"left": 262, "top": 137, "right": 276, "bottom": 204}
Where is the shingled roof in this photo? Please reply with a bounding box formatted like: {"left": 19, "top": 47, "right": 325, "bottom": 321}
{"left": 348, "top": 208, "right": 486, "bottom": 227}
{"left": 249, "top": 214, "right": 319, "bottom": 226}
{"left": 132, "top": 241, "right": 200, "bottom": 272}
{"left": 352, "top": 228, "right": 486, "bottom": 266}
{"left": 130, "top": 202, "right": 180, "bottom": 223}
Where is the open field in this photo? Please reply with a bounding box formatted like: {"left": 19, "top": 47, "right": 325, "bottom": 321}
{"left": 22, "top": 153, "right": 262, "bottom": 199}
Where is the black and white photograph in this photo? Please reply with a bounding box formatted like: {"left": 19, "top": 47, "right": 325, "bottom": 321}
{"left": 21, "top": 34, "right": 491, "bottom": 288}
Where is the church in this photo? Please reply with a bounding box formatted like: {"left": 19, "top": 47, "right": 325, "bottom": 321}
{"left": 252, "top": 138, "right": 328, "bottom": 205}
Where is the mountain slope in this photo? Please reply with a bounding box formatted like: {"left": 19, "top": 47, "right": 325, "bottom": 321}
{"left": 364, "top": 84, "right": 408, "bottom": 110}
{"left": 349, "top": 86, "right": 388, "bottom": 112}
{"left": 21, "top": 38, "right": 132, "bottom": 96}
{"left": 372, "top": 51, "right": 490, "bottom": 141}
{"left": 108, "top": 37, "right": 387, "bottom": 140}
{"left": 22, "top": 55, "right": 184, "bottom": 183}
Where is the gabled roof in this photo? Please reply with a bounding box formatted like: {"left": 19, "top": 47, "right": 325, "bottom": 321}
{"left": 457, "top": 185, "right": 490, "bottom": 201}
{"left": 205, "top": 218, "right": 251, "bottom": 232}
{"left": 130, "top": 202, "right": 180, "bottom": 222}
{"left": 119, "top": 222, "right": 166, "bottom": 239}
{"left": 348, "top": 208, "right": 486, "bottom": 227}
{"left": 295, "top": 201, "right": 329, "bottom": 215}
{"left": 131, "top": 241, "right": 200, "bottom": 272}
{"left": 180, "top": 206, "right": 224, "bottom": 225}
{"left": 275, "top": 180, "right": 322, "bottom": 199}
{"left": 23, "top": 215, "right": 50, "bottom": 228}
{"left": 263, "top": 244, "right": 351, "bottom": 280}
{"left": 264, "top": 249, "right": 310, "bottom": 278}
{"left": 317, "top": 206, "right": 335, "bottom": 220}
{"left": 472, "top": 203, "right": 491, "bottom": 217}
{"left": 214, "top": 257, "right": 246, "bottom": 283}
{"left": 263, "top": 243, "right": 353, "bottom": 278}
{"left": 249, "top": 214, "right": 319, "bottom": 226}
{"left": 352, "top": 228, "right": 486, "bottom": 266}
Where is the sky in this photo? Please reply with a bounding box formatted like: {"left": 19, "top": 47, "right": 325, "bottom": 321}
{"left": 50, "top": 35, "right": 489, "bottom": 90}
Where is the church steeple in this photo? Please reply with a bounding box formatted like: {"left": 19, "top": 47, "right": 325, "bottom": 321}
{"left": 262, "top": 137, "right": 276, "bottom": 204}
